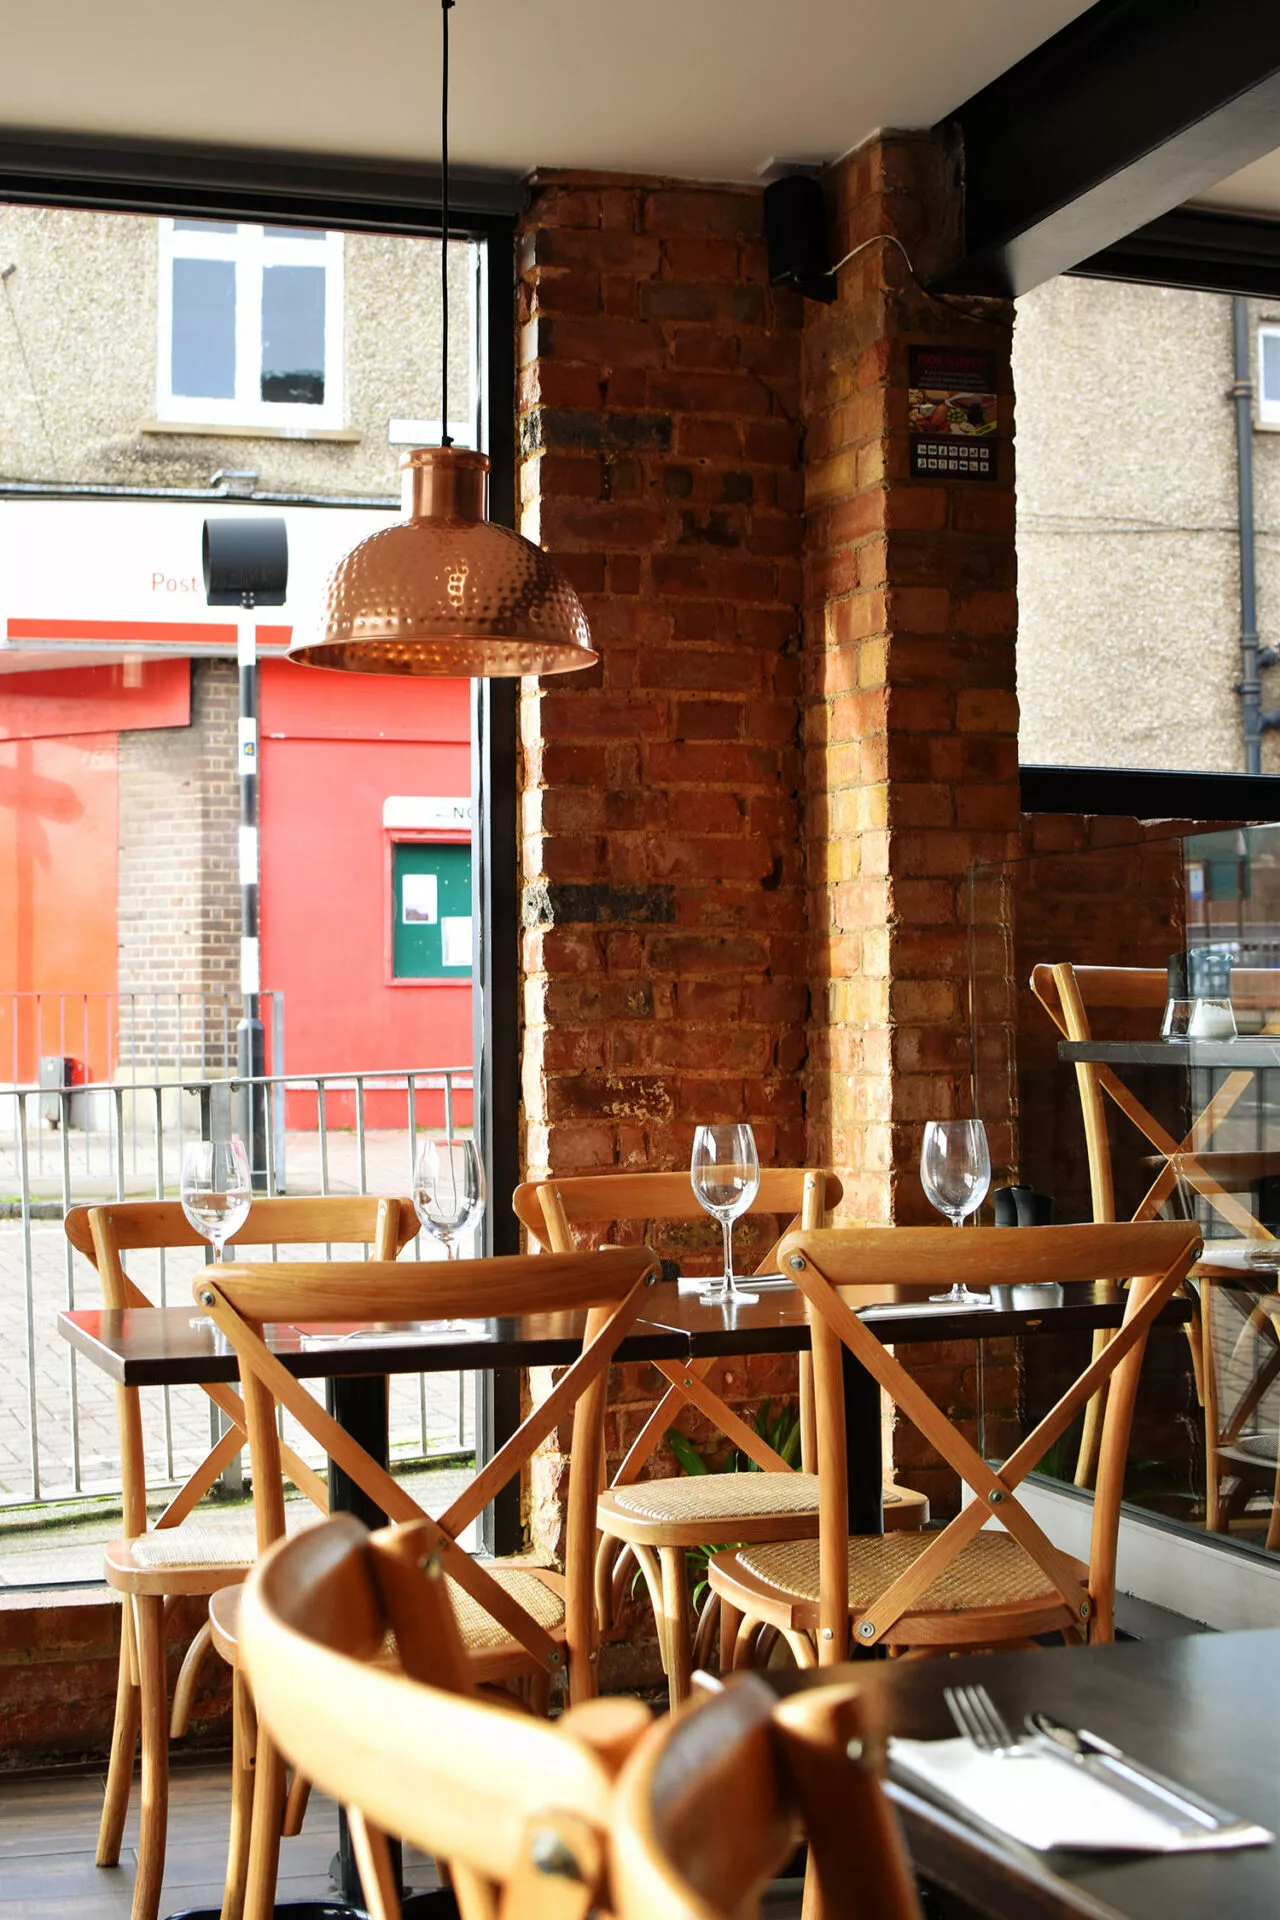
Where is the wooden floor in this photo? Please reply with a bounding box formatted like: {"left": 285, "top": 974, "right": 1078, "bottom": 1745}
{"left": 0, "top": 1757, "right": 442, "bottom": 1917}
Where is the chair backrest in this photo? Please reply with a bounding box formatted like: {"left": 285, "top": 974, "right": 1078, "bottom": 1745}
{"left": 63, "top": 1194, "right": 419, "bottom": 1538}
{"left": 241, "top": 1513, "right": 653, "bottom": 1920}
{"left": 777, "top": 1220, "right": 1201, "bottom": 1650}
{"left": 1029, "top": 964, "right": 1169, "bottom": 1225}
{"left": 200, "top": 1244, "right": 658, "bottom": 1701}
{"left": 514, "top": 1168, "right": 842, "bottom": 1263}
{"left": 612, "top": 1671, "right": 922, "bottom": 1920}
{"left": 514, "top": 1169, "right": 841, "bottom": 1480}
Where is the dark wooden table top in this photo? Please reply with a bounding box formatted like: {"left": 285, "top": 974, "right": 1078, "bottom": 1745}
{"left": 1060, "top": 1036, "right": 1280, "bottom": 1070}
{"left": 844, "top": 1629, "right": 1280, "bottom": 1920}
{"left": 57, "top": 1283, "right": 1191, "bottom": 1386}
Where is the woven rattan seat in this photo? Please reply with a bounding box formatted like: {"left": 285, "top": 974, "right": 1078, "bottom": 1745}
{"left": 734, "top": 1529, "right": 1085, "bottom": 1616}
{"left": 1223, "top": 1429, "right": 1280, "bottom": 1465}
{"left": 446, "top": 1568, "right": 566, "bottom": 1654}
{"left": 604, "top": 1472, "right": 820, "bottom": 1524}
{"left": 119, "top": 1503, "right": 317, "bottom": 1571}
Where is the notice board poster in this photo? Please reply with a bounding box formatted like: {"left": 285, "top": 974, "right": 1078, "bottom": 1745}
{"left": 908, "top": 345, "right": 998, "bottom": 481}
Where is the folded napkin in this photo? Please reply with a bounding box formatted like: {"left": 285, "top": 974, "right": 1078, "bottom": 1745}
{"left": 676, "top": 1272, "right": 792, "bottom": 1293}
{"left": 294, "top": 1319, "right": 487, "bottom": 1349}
{"left": 888, "top": 1737, "right": 1273, "bottom": 1853}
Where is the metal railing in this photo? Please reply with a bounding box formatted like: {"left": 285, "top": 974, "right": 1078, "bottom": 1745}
{"left": 1, "top": 987, "right": 285, "bottom": 1089}
{"left": 0, "top": 1064, "right": 474, "bottom": 1509}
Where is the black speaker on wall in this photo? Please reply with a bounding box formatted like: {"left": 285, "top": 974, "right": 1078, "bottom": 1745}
{"left": 763, "top": 174, "right": 836, "bottom": 303}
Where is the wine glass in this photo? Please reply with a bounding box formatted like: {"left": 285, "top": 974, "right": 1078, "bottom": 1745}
{"left": 691, "top": 1123, "right": 761, "bottom": 1305}
{"left": 180, "top": 1136, "right": 252, "bottom": 1262}
{"left": 920, "top": 1119, "right": 991, "bottom": 1305}
{"left": 414, "top": 1137, "right": 486, "bottom": 1261}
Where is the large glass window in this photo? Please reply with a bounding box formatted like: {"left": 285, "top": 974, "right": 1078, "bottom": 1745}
{"left": 158, "top": 219, "right": 344, "bottom": 428}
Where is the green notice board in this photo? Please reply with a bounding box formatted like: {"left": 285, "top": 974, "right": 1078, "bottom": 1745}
{"left": 392, "top": 841, "right": 473, "bottom": 980}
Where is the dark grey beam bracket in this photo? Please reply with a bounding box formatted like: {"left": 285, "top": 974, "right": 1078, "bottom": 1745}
{"left": 935, "top": 0, "right": 1280, "bottom": 298}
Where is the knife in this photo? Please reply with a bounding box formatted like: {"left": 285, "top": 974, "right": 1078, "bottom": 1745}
{"left": 1026, "top": 1712, "right": 1235, "bottom": 1832}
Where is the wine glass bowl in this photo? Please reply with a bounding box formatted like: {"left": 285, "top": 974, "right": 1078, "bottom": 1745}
{"left": 920, "top": 1119, "right": 991, "bottom": 1306}
{"left": 690, "top": 1123, "right": 760, "bottom": 1304}
{"left": 413, "top": 1137, "right": 485, "bottom": 1260}
{"left": 180, "top": 1137, "right": 252, "bottom": 1262}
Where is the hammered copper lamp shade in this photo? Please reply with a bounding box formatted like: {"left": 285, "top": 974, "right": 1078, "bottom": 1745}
{"left": 289, "top": 446, "right": 596, "bottom": 677}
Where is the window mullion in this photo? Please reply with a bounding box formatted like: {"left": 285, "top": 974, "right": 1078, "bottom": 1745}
{"left": 237, "top": 229, "right": 263, "bottom": 421}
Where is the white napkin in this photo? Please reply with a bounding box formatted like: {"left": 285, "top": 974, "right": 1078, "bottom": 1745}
{"left": 294, "top": 1319, "right": 487, "bottom": 1349}
{"left": 887, "top": 1737, "right": 1273, "bottom": 1853}
{"left": 675, "top": 1272, "right": 792, "bottom": 1294}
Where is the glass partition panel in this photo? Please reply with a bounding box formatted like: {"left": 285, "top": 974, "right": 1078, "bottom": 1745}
{"left": 970, "top": 818, "right": 1280, "bottom": 1563}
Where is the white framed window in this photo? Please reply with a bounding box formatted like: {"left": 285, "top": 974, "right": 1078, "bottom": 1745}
{"left": 157, "top": 220, "right": 344, "bottom": 429}
{"left": 1258, "top": 323, "right": 1280, "bottom": 427}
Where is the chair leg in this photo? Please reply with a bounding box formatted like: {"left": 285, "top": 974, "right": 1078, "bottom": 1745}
{"left": 594, "top": 1533, "right": 619, "bottom": 1635}
{"left": 132, "top": 1595, "right": 169, "bottom": 1920}
{"left": 243, "top": 1728, "right": 287, "bottom": 1920}
{"left": 171, "top": 1616, "right": 214, "bottom": 1739}
{"left": 690, "top": 1589, "right": 718, "bottom": 1672}
{"left": 347, "top": 1812, "right": 400, "bottom": 1920}
{"left": 221, "top": 1669, "right": 256, "bottom": 1920}
{"left": 718, "top": 1599, "right": 742, "bottom": 1677}
{"left": 97, "top": 1605, "right": 141, "bottom": 1867}
{"left": 281, "top": 1769, "right": 312, "bottom": 1838}
{"left": 658, "top": 1547, "right": 693, "bottom": 1708}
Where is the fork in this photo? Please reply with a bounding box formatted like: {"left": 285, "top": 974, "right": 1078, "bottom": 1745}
{"left": 943, "top": 1683, "right": 1034, "bottom": 1758}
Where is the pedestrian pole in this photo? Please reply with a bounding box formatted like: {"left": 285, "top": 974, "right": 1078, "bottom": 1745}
{"left": 236, "top": 605, "right": 268, "bottom": 1189}
{"left": 202, "top": 516, "right": 288, "bottom": 1193}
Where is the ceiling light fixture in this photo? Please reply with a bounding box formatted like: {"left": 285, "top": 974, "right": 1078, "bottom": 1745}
{"left": 290, "top": 0, "right": 595, "bottom": 678}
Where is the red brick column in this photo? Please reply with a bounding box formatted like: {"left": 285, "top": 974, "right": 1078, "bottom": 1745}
{"left": 517, "top": 174, "right": 807, "bottom": 1190}
{"left": 802, "top": 136, "right": 1020, "bottom": 1227}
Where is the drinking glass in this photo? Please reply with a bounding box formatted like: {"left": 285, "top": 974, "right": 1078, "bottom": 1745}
{"left": 920, "top": 1119, "right": 991, "bottom": 1305}
{"left": 180, "top": 1136, "right": 252, "bottom": 1262}
{"left": 414, "top": 1138, "right": 486, "bottom": 1261}
{"left": 691, "top": 1122, "right": 760, "bottom": 1305}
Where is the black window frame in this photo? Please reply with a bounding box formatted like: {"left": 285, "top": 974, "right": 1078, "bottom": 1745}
{"left": 0, "top": 129, "right": 526, "bottom": 1545}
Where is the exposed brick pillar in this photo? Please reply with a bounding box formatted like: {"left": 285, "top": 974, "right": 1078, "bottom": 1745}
{"left": 517, "top": 174, "right": 807, "bottom": 1191}
{"left": 802, "top": 135, "right": 1020, "bottom": 1226}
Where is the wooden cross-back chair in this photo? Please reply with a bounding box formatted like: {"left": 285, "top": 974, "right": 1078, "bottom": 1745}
{"left": 240, "top": 1512, "right": 654, "bottom": 1920}
{"left": 1196, "top": 1261, "right": 1280, "bottom": 1549}
{"left": 199, "top": 1245, "right": 657, "bottom": 1920}
{"left": 516, "top": 1170, "right": 924, "bottom": 1706}
{"left": 612, "top": 1672, "right": 923, "bottom": 1920}
{"left": 62, "top": 1194, "right": 417, "bottom": 1920}
{"left": 708, "top": 1221, "right": 1200, "bottom": 1666}
{"left": 1030, "top": 961, "right": 1280, "bottom": 1489}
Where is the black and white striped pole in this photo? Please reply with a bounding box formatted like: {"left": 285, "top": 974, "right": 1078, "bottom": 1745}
{"left": 203, "top": 517, "right": 288, "bottom": 1190}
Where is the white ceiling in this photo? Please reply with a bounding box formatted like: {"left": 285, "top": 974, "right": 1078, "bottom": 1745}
{"left": 1200, "top": 152, "right": 1280, "bottom": 217}
{"left": 0, "top": 0, "right": 1095, "bottom": 184}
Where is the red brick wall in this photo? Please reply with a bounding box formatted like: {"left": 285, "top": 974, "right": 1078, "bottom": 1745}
{"left": 517, "top": 172, "right": 808, "bottom": 1184}
{"left": 801, "top": 136, "right": 1020, "bottom": 1227}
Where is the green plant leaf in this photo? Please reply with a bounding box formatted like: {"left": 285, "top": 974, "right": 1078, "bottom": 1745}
{"left": 666, "top": 1428, "right": 711, "bottom": 1475}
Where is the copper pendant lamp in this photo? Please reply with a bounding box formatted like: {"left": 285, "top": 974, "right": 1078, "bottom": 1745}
{"left": 290, "top": 0, "right": 595, "bottom": 679}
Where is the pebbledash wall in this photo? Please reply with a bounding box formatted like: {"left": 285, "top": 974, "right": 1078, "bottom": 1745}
{"left": 516, "top": 132, "right": 1023, "bottom": 1539}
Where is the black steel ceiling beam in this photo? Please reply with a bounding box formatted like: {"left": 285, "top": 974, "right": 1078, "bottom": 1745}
{"left": 1071, "top": 205, "right": 1280, "bottom": 300}
{"left": 0, "top": 127, "right": 527, "bottom": 231}
{"left": 933, "top": 0, "right": 1280, "bottom": 299}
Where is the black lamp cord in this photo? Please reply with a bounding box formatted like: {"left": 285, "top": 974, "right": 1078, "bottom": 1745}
{"left": 440, "top": 0, "right": 455, "bottom": 447}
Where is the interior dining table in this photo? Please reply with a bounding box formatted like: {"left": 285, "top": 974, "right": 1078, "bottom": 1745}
{"left": 769, "top": 1626, "right": 1279, "bottom": 1920}
{"left": 58, "top": 1277, "right": 1192, "bottom": 1917}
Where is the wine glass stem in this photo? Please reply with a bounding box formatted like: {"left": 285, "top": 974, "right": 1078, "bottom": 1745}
{"left": 722, "top": 1215, "right": 735, "bottom": 1292}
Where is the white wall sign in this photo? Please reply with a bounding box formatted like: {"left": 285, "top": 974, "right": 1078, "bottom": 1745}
{"left": 383, "top": 796, "right": 472, "bottom": 831}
